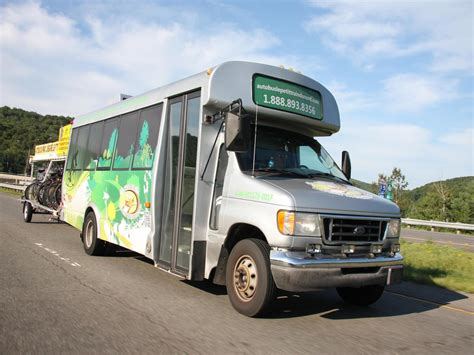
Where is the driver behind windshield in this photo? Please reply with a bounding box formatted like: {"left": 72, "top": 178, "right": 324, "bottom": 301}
{"left": 237, "top": 125, "right": 347, "bottom": 182}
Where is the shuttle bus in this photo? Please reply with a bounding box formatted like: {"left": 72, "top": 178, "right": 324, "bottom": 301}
{"left": 59, "top": 61, "right": 403, "bottom": 316}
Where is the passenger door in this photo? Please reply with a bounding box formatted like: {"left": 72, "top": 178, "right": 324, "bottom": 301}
{"left": 158, "top": 91, "right": 201, "bottom": 274}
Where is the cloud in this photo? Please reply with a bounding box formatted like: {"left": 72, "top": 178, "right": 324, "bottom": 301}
{"left": 325, "top": 81, "right": 375, "bottom": 115}
{"left": 324, "top": 73, "right": 460, "bottom": 116}
{"left": 0, "top": 1, "right": 297, "bottom": 116}
{"left": 319, "top": 123, "right": 474, "bottom": 187}
{"left": 440, "top": 128, "right": 474, "bottom": 146}
{"left": 306, "top": 0, "right": 473, "bottom": 73}
{"left": 381, "top": 73, "right": 459, "bottom": 112}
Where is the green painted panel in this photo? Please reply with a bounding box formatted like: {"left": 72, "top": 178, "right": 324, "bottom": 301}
{"left": 253, "top": 74, "right": 323, "bottom": 120}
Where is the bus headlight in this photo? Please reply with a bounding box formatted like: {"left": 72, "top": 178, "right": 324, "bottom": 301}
{"left": 387, "top": 219, "right": 401, "bottom": 238}
{"left": 277, "top": 211, "right": 321, "bottom": 236}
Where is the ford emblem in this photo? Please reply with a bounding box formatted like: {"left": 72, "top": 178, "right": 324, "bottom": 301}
{"left": 353, "top": 226, "right": 366, "bottom": 235}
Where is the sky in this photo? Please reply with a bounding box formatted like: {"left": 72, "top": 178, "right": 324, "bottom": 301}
{"left": 0, "top": 0, "right": 472, "bottom": 187}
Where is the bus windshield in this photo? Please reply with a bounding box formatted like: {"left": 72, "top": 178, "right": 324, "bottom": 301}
{"left": 236, "top": 125, "right": 349, "bottom": 182}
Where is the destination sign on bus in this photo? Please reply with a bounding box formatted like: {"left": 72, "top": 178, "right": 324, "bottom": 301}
{"left": 253, "top": 74, "right": 323, "bottom": 120}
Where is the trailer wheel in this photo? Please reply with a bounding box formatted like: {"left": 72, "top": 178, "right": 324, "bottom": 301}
{"left": 226, "top": 239, "right": 276, "bottom": 317}
{"left": 23, "top": 202, "right": 33, "bottom": 223}
{"left": 82, "top": 211, "right": 107, "bottom": 256}
{"left": 337, "top": 285, "right": 385, "bottom": 306}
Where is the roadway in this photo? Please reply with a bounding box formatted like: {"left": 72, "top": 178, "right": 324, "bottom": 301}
{"left": 401, "top": 228, "right": 474, "bottom": 251}
{"left": 1, "top": 192, "right": 473, "bottom": 354}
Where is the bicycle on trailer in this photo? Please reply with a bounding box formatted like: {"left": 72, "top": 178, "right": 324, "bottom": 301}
{"left": 22, "top": 160, "right": 65, "bottom": 223}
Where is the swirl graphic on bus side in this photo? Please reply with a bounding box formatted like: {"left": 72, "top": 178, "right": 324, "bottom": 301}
{"left": 119, "top": 186, "right": 140, "bottom": 218}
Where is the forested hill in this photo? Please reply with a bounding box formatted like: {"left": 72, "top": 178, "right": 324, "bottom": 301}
{"left": 353, "top": 176, "right": 473, "bottom": 224}
{"left": 407, "top": 176, "right": 473, "bottom": 224}
{"left": 0, "top": 106, "right": 71, "bottom": 173}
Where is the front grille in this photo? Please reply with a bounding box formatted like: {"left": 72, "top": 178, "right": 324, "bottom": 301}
{"left": 322, "top": 217, "right": 387, "bottom": 244}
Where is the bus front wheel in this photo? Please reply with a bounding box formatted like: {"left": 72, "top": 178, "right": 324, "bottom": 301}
{"left": 225, "top": 238, "right": 276, "bottom": 317}
{"left": 82, "top": 212, "right": 107, "bottom": 256}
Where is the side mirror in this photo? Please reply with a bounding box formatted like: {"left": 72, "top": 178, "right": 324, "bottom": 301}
{"left": 341, "top": 150, "right": 351, "bottom": 180}
{"left": 225, "top": 111, "right": 250, "bottom": 152}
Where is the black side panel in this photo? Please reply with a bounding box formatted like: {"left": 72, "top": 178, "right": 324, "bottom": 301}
{"left": 190, "top": 240, "right": 207, "bottom": 281}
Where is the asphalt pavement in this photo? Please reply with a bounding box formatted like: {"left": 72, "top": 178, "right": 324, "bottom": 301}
{"left": 401, "top": 228, "right": 474, "bottom": 251}
{"left": 1, "top": 192, "right": 473, "bottom": 354}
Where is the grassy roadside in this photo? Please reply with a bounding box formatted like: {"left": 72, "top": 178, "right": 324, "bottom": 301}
{"left": 0, "top": 186, "right": 22, "bottom": 197}
{"left": 401, "top": 240, "right": 474, "bottom": 293}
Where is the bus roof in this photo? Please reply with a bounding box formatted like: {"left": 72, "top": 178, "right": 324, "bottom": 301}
{"left": 74, "top": 61, "right": 340, "bottom": 135}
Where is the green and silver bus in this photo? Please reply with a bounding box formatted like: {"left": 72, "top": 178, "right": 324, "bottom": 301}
{"left": 61, "top": 61, "right": 403, "bottom": 316}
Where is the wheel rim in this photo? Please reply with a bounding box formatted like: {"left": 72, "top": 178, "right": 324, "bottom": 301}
{"left": 24, "top": 204, "right": 29, "bottom": 219}
{"left": 85, "top": 219, "right": 94, "bottom": 248}
{"left": 233, "top": 255, "right": 258, "bottom": 302}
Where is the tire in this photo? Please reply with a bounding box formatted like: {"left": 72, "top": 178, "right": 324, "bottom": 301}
{"left": 225, "top": 239, "right": 276, "bottom": 317}
{"left": 25, "top": 181, "right": 39, "bottom": 201}
{"left": 46, "top": 181, "right": 61, "bottom": 209}
{"left": 337, "top": 285, "right": 385, "bottom": 306}
{"left": 24, "top": 183, "right": 34, "bottom": 200}
{"left": 53, "top": 183, "right": 62, "bottom": 209}
{"left": 37, "top": 182, "right": 50, "bottom": 206}
{"left": 31, "top": 181, "right": 40, "bottom": 201}
{"left": 82, "top": 211, "right": 107, "bottom": 256}
{"left": 23, "top": 202, "right": 33, "bottom": 223}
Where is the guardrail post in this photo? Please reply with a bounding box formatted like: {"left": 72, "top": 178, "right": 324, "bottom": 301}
{"left": 456, "top": 230, "right": 461, "bottom": 235}
{"left": 431, "top": 227, "right": 435, "bottom": 232}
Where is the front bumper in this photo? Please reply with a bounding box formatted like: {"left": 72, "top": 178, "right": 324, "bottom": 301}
{"left": 270, "top": 250, "right": 403, "bottom": 292}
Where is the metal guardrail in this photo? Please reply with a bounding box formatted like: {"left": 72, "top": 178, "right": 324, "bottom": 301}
{"left": 402, "top": 218, "right": 474, "bottom": 234}
{"left": 0, "top": 183, "right": 27, "bottom": 192}
{"left": 0, "top": 173, "right": 33, "bottom": 185}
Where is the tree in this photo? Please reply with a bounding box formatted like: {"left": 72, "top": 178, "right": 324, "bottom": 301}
{"left": 410, "top": 188, "right": 443, "bottom": 221}
{"left": 373, "top": 168, "right": 409, "bottom": 216}
{"left": 405, "top": 177, "right": 473, "bottom": 224}
{"left": 410, "top": 184, "right": 454, "bottom": 222}
{"left": 0, "top": 106, "right": 71, "bottom": 174}
{"left": 389, "top": 167, "right": 409, "bottom": 205}
{"left": 433, "top": 181, "right": 451, "bottom": 221}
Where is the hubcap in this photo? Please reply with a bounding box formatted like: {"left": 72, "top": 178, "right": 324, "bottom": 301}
{"left": 233, "top": 255, "right": 258, "bottom": 302}
{"left": 24, "top": 204, "right": 28, "bottom": 218}
{"left": 85, "top": 220, "right": 94, "bottom": 248}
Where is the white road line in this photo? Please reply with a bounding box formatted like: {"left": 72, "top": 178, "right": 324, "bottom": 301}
{"left": 34, "top": 242, "right": 81, "bottom": 267}
{"left": 402, "top": 236, "right": 473, "bottom": 248}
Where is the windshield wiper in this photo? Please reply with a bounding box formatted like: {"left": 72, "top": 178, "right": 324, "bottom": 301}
{"left": 252, "top": 168, "right": 309, "bottom": 178}
{"left": 306, "top": 172, "right": 351, "bottom": 184}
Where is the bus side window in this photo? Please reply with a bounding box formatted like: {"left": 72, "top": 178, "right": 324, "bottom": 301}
{"left": 66, "top": 128, "right": 79, "bottom": 171}
{"left": 113, "top": 112, "right": 139, "bottom": 170}
{"left": 84, "top": 121, "right": 104, "bottom": 170}
{"left": 210, "top": 145, "right": 228, "bottom": 230}
{"left": 132, "top": 104, "right": 163, "bottom": 169}
{"left": 98, "top": 118, "right": 119, "bottom": 169}
{"left": 75, "top": 125, "right": 91, "bottom": 170}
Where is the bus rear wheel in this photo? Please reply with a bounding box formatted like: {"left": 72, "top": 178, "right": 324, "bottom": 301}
{"left": 82, "top": 211, "right": 107, "bottom": 256}
{"left": 225, "top": 239, "right": 276, "bottom": 317}
{"left": 337, "top": 285, "right": 385, "bottom": 306}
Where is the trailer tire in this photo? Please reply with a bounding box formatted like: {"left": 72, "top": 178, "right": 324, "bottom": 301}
{"left": 23, "top": 202, "right": 33, "bottom": 223}
{"left": 82, "top": 211, "right": 107, "bottom": 256}
{"left": 225, "top": 238, "right": 276, "bottom": 317}
{"left": 337, "top": 285, "right": 385, "bottom": 306}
